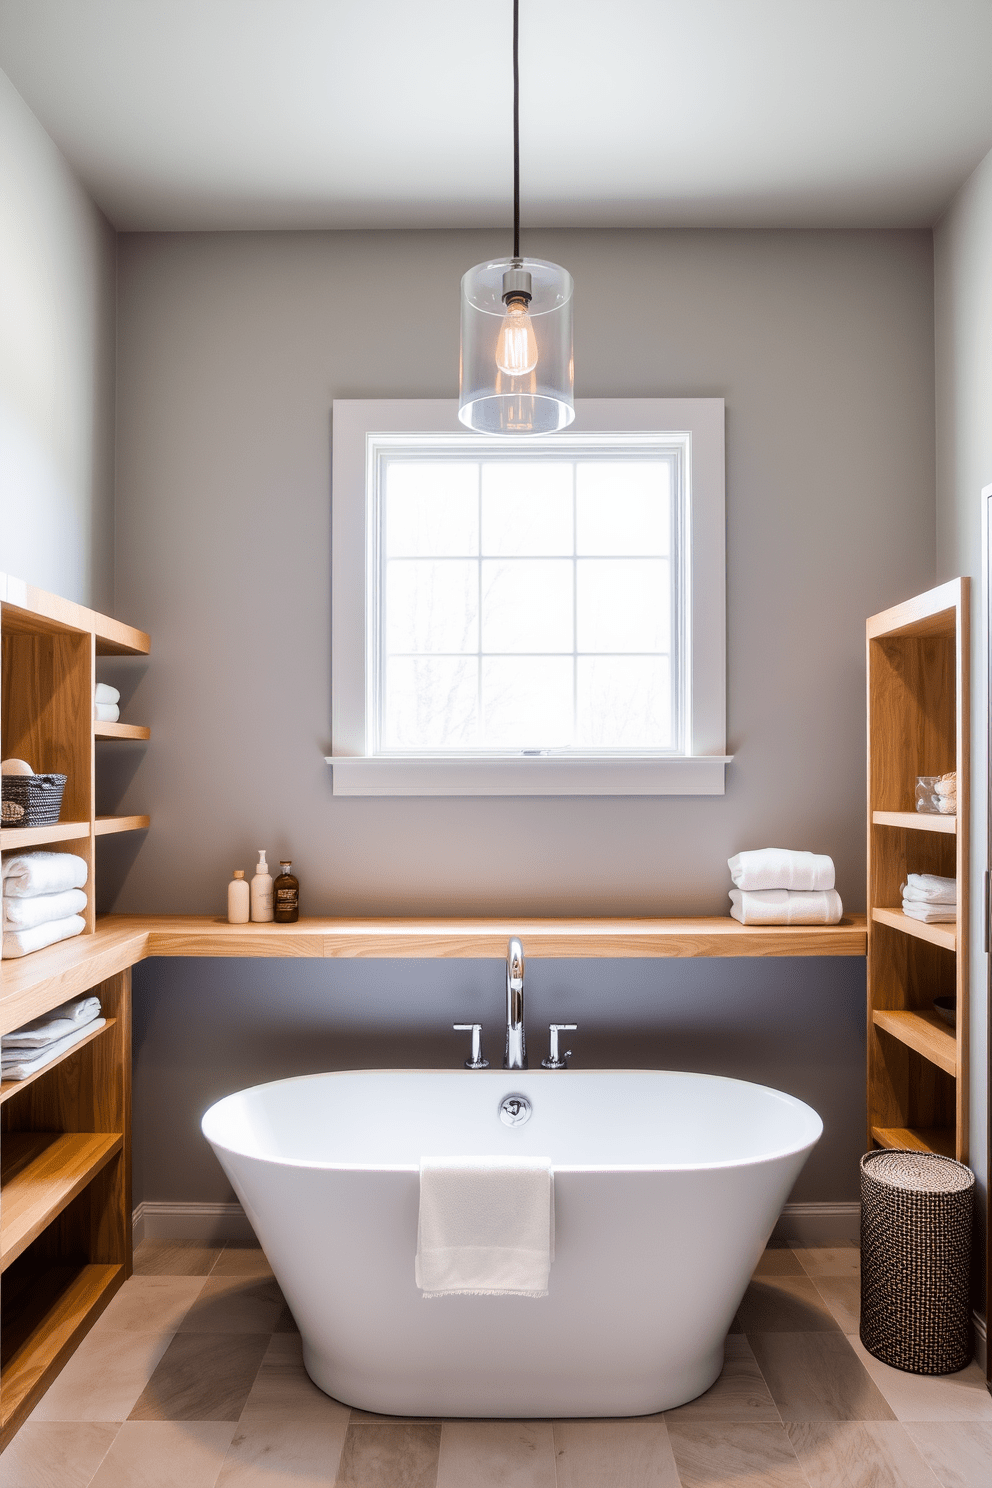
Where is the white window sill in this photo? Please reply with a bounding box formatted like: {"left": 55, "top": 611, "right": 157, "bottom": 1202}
{"left": 324, "top": 754, "right": 732, "bottom": 797}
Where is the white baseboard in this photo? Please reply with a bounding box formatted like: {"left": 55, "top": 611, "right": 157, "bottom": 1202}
{"left": 772, "top": 1201, "right": 862, "bottom": 1246}
{"left": 134, "top": 1197, "right": 862, "bottom": 1248}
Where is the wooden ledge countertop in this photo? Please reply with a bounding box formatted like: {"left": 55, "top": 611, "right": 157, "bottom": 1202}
{"left": 0, "top": 914, "right": 867, "bottom": 1036}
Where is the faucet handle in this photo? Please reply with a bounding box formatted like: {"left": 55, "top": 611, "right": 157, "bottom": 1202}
{"left": 453, "top": 1023, "right": 490, "bottom": 1070}
{"left": 542, "top": 1023, "right": 577, "bottom": 1070}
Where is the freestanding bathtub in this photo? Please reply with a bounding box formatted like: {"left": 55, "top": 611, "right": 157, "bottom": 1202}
{"left": 202, "top": 1068, "right": 821, "bottom": 1417}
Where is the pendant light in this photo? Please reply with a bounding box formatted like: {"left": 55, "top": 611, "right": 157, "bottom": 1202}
{"left": 458, "top": 0, "right": 574, "bottom": 435}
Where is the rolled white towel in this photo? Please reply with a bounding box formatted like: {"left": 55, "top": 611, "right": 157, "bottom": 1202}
{"left": 729, "top": 888, "right": 844, "bottom": 925}
{"left": 902, "top": 874, "right": 956, "bottom": 904}
{"left": 94, "top": 702, "right": 120, "bottom": 723}
{"left": 902, "top": 901, "right": 956, "bottom": 924}
{"left": 2, "top": 914, "right": 86, "bottom": 959}
{"left": 94, "top": 683, "right": 120, "bottom": 705}
{"left": 2, "top": 995, "right": 101, "bottom": 1048}
{"left": 2, "top": 1019, "right": 106, "bottom": 1080}
{"left": 3, "top": 888, "right": 88, "bottom": 932}
{"left": 1, "top": 852, "right": 88, "bottom": 898}
{"left": 728, "top": 848, "right": 835, "bottom": 893}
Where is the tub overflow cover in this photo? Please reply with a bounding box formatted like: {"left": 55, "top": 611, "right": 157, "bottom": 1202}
{"left": 499, "top": 1094, "right": 532, "bottom": 1127}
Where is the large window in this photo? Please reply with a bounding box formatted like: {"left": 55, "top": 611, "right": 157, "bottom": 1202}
{"left": 331, "top": 400, "right": 727, "bottom": 795}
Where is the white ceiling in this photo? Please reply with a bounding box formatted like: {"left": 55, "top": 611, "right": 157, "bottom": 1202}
{"left": 1, "top": 0, "right": 991, "bottom": 232}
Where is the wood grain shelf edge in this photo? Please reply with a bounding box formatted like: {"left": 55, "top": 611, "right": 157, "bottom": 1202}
{"left": 871, "top": 1008, "right": 957, "bottom": 1077}
{"left": 871, "top": 1125, "right": 957, "bottom": 1160}
{"left": 0, "top": 1133, "right": 123, "bottom": 1271}
{"left": 93, "top": 723, "right": 150, "bottom": 741}
{"left": 94, "top": 815, "right": 150, "bottom": 836}
{"left": 0, "top": 1019, "right": 117, "bottom": 1106}
{"left": 871, "top": 810, "right": 956, "bottom": 835}
{"left": 0, "top": 821, "right": 90, "bottom": 851}
{"left": 870, "top": 906, "right": 957, "bottom": 952}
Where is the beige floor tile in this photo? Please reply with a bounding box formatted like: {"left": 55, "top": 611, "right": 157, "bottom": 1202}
{"left": 787, "top": 1419, "right": 940, "bottom": 1487}
{"left": 0, "top": 1421, "right": 120, "bottom": 1487}
{"left": 216, "top": 1415, "right": 350, "bottom": 1486}
{"left": 748, "top": 1331, "right": 895, "bottom": 1421}
{"left": 348, "top": 1409, "right": 443, "bottom": 1425}
{"left": 735, "top": 1275, "right": 842, "bottom": 1333}
{"left": 88, "top": 1420, "right": 236, "bottom": 1488}
{"left": 240, "top": 1334, "right": 351, "bottom": 1420}
{"left": 177, "top": 1275, "right": 286, "bottom": 1334}
{"left": 211, "top": 1245, "right": 274, "bottom": 1279}
{"left": 666, "top": 1421, "right": 808, "bottom": 1487}
{"left": 794, "top": 1245, "right": 860, "bottom": 1277}
{"left": 133, "top": 1241, "right": 224, "bottom": 1277}
{"left": 336, "top": 1423, "right": 441, "bottom": 1487}
{"left": 28, "top": 1330, "right": 173, "bottom": 1422}
{"left": 808, "top": 1273, "right": 860, "bottom": 1334}
{"left": 128, "top": 1331, "right": 270, "bottom": 1422}
{"left": 553, "top": 1419, "right": 680, "bottom": 1487}
{"left": 436, "top": 1421, "right": 556, "bottom": 1488}
{"left": 664, "top": 1336, "right": 781, "bottom": 1423}
{"left": 91, "top": 1275, "right": 208, "bottom": 1333}
{"left": 846, "top": 1333, "right": 992, "bottom": 1422}
{"left": 753, "top": 1247, "right": 805, "bottom": 1277}
{"left": 904, "top": 1420, "right": 992, "bottom": 1487}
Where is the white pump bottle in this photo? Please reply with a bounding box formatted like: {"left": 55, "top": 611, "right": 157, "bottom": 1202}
{"left": 250, "top": 850, "right": 274, "bottom": 922}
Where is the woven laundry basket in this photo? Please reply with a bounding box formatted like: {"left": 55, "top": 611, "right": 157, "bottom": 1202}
{"left": 860, "top": 1149, "right": 974, "bottom": 1374}
{"left": 0, "top": 773, "right": 67, "bottom": 827}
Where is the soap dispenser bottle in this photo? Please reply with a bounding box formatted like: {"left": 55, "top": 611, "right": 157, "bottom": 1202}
{"left": 228, "top": 870, "right": 250, "bottom": 924}
{"left": 274, "top": 860, "right": 299, "bottom": 922}
{"left": 250, "top": 850, "right": 274, "bottom": 922}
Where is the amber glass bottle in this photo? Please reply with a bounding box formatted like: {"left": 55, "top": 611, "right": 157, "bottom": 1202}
{"left": 273, "top": 860, "right": 300, "bottom": 922}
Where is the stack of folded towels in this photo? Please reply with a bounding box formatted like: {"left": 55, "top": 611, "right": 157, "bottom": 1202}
{"left": 94, "top": 682, "right": 120, "bottom": 723}
{"left": 2, "top": 995, "right": 106, "bottom": 1082}
{"left": 728, "top": 848, "right": 843, "bottom": 925}
{"left": 901, "top": 873, "right": 956, "bottom": 923}
{"left": 2, "top": 851, "right": 88, "bottom": 958}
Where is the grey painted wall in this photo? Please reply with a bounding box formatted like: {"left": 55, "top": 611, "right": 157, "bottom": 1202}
{"left": 935, "top": 145, "right": 992, "bottom": 1280}
{"left": 110, "top": 226, "right": 935, "bottom": 1208}
{"left": 0, "top": 67, "right": 115, "bottom": 611}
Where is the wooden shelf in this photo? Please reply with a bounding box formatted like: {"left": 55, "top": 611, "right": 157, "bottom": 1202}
{"left": 0, "top": 1019, "right": 116, "bottom": 1107}
{"left": 94, "top": 814, "right": 150, "bottom": 836}
{"left": 872, "top": 1008, "right": 957, "bottom": 1077}
{"left": 0, "top": 1132, "right": 123, "bottom": 1271}
{"left": 94, "top": 722, "right": 150, "bottom": 741}
{"left": 871, "top": 1125, "right": 957, "bottom": 1160}
{"left": 0, "top": 1262, "right": 123, "bottom": 1449}
{"left": 1, "top": 571, "right": 149, "bottom": 656}
{"left": 0, "top": 821, "right": 90, "bottom": 852}
{"left": 871, "top": 906, "right": 956, "bottom": 952}
{"left": 872, "top": 810, "right": 956, "bottom": 834}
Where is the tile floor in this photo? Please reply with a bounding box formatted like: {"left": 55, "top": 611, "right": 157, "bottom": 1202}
{"left": 2, "top": 1238, "right": 990, "bottom": 1487}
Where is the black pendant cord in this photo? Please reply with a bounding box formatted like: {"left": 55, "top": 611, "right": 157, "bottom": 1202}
{"left": 512, "top": 0, "right": 520, "bottom": 262}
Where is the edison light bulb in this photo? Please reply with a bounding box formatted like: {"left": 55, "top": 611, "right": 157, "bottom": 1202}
{"left": 495, "top": 295, "right": 538, "bottom": 377}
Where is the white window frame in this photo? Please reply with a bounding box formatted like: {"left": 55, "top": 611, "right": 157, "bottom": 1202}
{"left": 329, "top": 399, "right": 729, "bottom": 796}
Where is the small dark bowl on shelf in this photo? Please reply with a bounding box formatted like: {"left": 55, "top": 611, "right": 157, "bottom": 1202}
{"left": 0, "top": 773, "right": 67, "bottom": 827}
{"left": 932, "top": 996, "right": 956, "bottom": 1028}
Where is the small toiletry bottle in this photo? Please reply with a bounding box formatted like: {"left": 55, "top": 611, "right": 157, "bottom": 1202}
{"left": 250, "top": 850, "right": 274, "bottom": 922}
{"left": 274, "top": 860, "right": 299, "bottom": 923}
{"left": 227, "top": 870, "right": 249, "bottom": 924}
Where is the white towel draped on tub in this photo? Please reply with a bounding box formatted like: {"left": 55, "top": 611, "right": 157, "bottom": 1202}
{"left": 415, "top": 1155, "right": 554, "bottom": 1299}
{"left": 1, "top": 852, "right": 88, "bottom": 898}
{"left": 729, "top": 889, "right": 844, "bottom": 925}
{"left": 728, "top": 849, "right": 835, "bottom": 893}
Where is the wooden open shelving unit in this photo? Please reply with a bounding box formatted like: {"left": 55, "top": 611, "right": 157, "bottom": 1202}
{"left": 0, "top": 575, "right": 148, "bottom": 1448}
{"left": 866, "top": 578, "right": 969, "bottom": 1164}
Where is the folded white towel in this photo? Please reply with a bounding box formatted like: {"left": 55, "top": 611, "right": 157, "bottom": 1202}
{"left": 94, "top": 702, "right": 120, "bottom": 722}
{"left": 901, "top": 902, "right": 956, "bottom": 924}
{"left": 728, "top": 849, "right": 835, "bottom": 893}
{"left": 902, "top": 874, "right": 956, "bottom": 905}
{"left": 2, "top": 914, "right": 86, "bottom": 959}
{"left": 94, "top": 683, "right": 120, "bottom": 705}
{"left": 2, "top": 1019, "right": 106, "bottom": 1080}
{"left": 415, "top": 1155, "right": 554, "bottom": 1298}
{"left": 729, "top": 888, "right": 844, "bottom": 925}
{"left": 3, "top": 888, "right": 88, "bottom": 932}
{"left": 2, "top": 995, "right": 102, "bottom": 1048}
{"left": 1, "top": 852, "right": 88, "bottom": 898}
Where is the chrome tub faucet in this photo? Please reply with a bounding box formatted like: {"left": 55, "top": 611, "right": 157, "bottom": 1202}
{"left": 504, "top": 937, "right": 526, "bottom": 1069}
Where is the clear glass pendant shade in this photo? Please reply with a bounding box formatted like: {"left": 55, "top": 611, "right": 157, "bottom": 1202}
{"left": 459, "top": 257, "right": 574, "bottom": 435}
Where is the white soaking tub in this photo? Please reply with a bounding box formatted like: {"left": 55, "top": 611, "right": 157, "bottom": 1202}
{"left": 202, "top": 1068, "right": 821, "bottom": 1417}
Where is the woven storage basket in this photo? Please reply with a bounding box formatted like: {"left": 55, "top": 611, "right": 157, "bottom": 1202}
{"left": 0, "top": 773, "right": 67, "bottom": 827}
{"left": 860, "top": 1149, "right": 974, "bottom": 1374}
